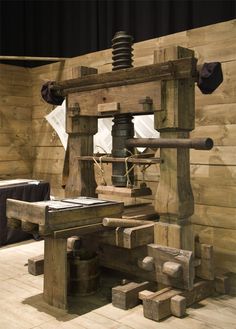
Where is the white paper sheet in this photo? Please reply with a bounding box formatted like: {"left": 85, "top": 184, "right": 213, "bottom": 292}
{"left": 45, "top": 100, "right": 68, "bottom": 150}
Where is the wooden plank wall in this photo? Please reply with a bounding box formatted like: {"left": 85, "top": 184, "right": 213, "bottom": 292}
{"left": 9, "top": 19, "right": 235, "bottom": 273}
{"left": 0, "top": 63, "right": 33, "bottom": 178}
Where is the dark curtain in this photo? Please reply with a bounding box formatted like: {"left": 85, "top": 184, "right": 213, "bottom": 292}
{"left": 0, "top": 0, "right": 235, "bottom": 67}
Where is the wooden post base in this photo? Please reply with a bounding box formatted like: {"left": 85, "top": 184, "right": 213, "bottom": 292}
{"left": 139, "top": 279, "right": 215, "bottom": 322}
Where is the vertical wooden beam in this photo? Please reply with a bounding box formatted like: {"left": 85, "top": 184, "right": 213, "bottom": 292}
{"left": 65, "top": 66, "right": 98, "bottom": 197}
{"left": 43, "top": 237, "right": 68, "bottom": 309}
{"left": 154, "top": 46, "right": 195, "bottom": 251}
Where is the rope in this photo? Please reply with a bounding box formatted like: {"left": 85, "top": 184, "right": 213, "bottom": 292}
{"left": 93, "top": 155, "right": 107, "bottom": 186}
{"left": 123, "top": 149, "right": 136, "bottom": 187}
{"left": 140, "top": 164, "right": 151, "bottom": 183}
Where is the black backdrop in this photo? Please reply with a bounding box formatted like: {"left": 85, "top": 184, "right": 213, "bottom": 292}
{"left": 0, "top": 0, "right": 236, "bottom": 67}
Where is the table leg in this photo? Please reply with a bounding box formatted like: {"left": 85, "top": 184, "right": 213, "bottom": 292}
{"left": 43, "top": 237, "right": 68, "bottom": 309}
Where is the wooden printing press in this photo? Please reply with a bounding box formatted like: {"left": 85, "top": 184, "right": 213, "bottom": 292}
{"left": 6, "top": 32, "right": 227, "bottom": 320}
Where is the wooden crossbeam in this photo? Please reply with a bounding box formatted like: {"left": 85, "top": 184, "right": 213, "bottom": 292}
{"left": 52, "top": 57, "right": 197, "bottom": 95}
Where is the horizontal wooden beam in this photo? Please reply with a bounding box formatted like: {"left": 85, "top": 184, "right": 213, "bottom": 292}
{"left": 53, "top": 223, "right": 105, "bottom": 239}
{"left": 103, "top": 217, "right": 152, "bottom": 228}
{"left": 77, "top": 155, "right": 161, "bottom": 165}
{"left": 0, "top": 55, "right": 68, "bottom": 61}
{"left": 126, "top": 138, "right": 214, "bottom": 150}
{"left": 52, "top": 57, "right": 197, "bottom": 96}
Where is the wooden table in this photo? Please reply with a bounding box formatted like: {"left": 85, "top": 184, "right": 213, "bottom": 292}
{"left": 6, "top": 197, "right": 123, "bottom": 309}
{"left": 0, "top": 179, "right": 50, "bottom": 245}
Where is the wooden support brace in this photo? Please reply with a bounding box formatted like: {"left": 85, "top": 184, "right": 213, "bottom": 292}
{"left": 65, "top": 66, "right": 98, "bottom": 198}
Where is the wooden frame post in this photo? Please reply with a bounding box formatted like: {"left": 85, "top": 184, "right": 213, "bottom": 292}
{"left": 154, "top": 46, "right": 195, "bottom": 251}
{"left": 65, "top": 66, "right": 98, "bottom": 197}
{"left": 43, "top": 237, "right": 68, "bottom": 309}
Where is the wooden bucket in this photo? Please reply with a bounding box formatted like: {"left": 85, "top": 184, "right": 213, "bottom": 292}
{"left": 68, "top": 254, "right": 100, "bottom": 296}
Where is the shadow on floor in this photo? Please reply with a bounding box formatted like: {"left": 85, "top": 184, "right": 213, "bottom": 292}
{"left": 22, "top": 267, "right": 134, "bottom": 321}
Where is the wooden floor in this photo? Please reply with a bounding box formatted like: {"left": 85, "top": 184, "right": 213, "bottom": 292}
{"left": 0, "top": 239, "right": 236, "bottom": 329}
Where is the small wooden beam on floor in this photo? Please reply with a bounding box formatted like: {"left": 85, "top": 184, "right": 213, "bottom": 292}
{"left": 140, "top": 287, "right": 182, "bottom": 321}
{"left": 112, "top": 281, "right": 153, "bottom": 310}
{"left": 28, "top": 254, "right": 44, "bottom": 275}
{"left": 139, "top": 279, "right": 215, "bottom": 322}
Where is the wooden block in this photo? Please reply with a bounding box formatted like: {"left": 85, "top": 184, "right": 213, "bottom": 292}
{"left": 148, "top": 244, "right": 194, "bottom": 290}
{"left": 196, "top": 258, "right": 214, "bottom": 280}
{"left": 170, "top": 295, "right": 186, "bottom": 317}
{"left": 96, "top": 185, "right": 152, "bottom": 197}
{"left": 155, "top": 222, "right": 193, "bottom": 251}
{"left": 139, "top": 290, "right": 156, "bottom": 300}
{"left": 116, "top": 223, "right": 154, "bottom": 249}
{"left": 215, "top": 275, "right": 230, "bottom": 294}
{"left": 28, "top": 248, "right": 74, "bottom": 276}
{"left": 97, "top": 102, "right": 120, "bottom": 113}
{"left": 98, "top": 244, "right": 156, "bottom": 282}
{"left": 154, "top": 222, "right": 168, "bottom": 246}
{"left": 181, "top": 280, "right": 215, "bottom": 306}
{"left": 139, "top": 287, "right": 171, "bottom": 301}
{"left": 143, "top": 288, "right": 181, "bottom": 321}
{"left": 67, "top": 236, "right": 81, "bottom": 250}
{"left": 201, "top": 244, "right": 213, "bottom": 260}
{"left": 167, "top": 224, "right": 181, "bottom": 249}
{"left": 112, "top": 281, "right": 152, "bottom": 310}
{"left": 28, "top": 254, "right": 44, "bottom": 276}
{"left": 162, "top": 261, "right": 182, "bottom": 278}
{"left": 138, "top": 256, "right": 154, "bottom": 272}
{"left": 195, "top": 244, "right": 214, "bottom": 280}
{"left": 224, "top": 272, "right": 236, "bottom": 295}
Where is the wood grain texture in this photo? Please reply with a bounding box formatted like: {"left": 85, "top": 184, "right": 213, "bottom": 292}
{"left": 1, "top": 19, "right": 236, "bottom": 274}
{"left": 43, "top": 237, "right": 68, "bottom": 309}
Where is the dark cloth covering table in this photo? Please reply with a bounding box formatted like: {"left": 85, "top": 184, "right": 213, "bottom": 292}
{"left": 0, "top": 179, "right": 50, "bottom": 246}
